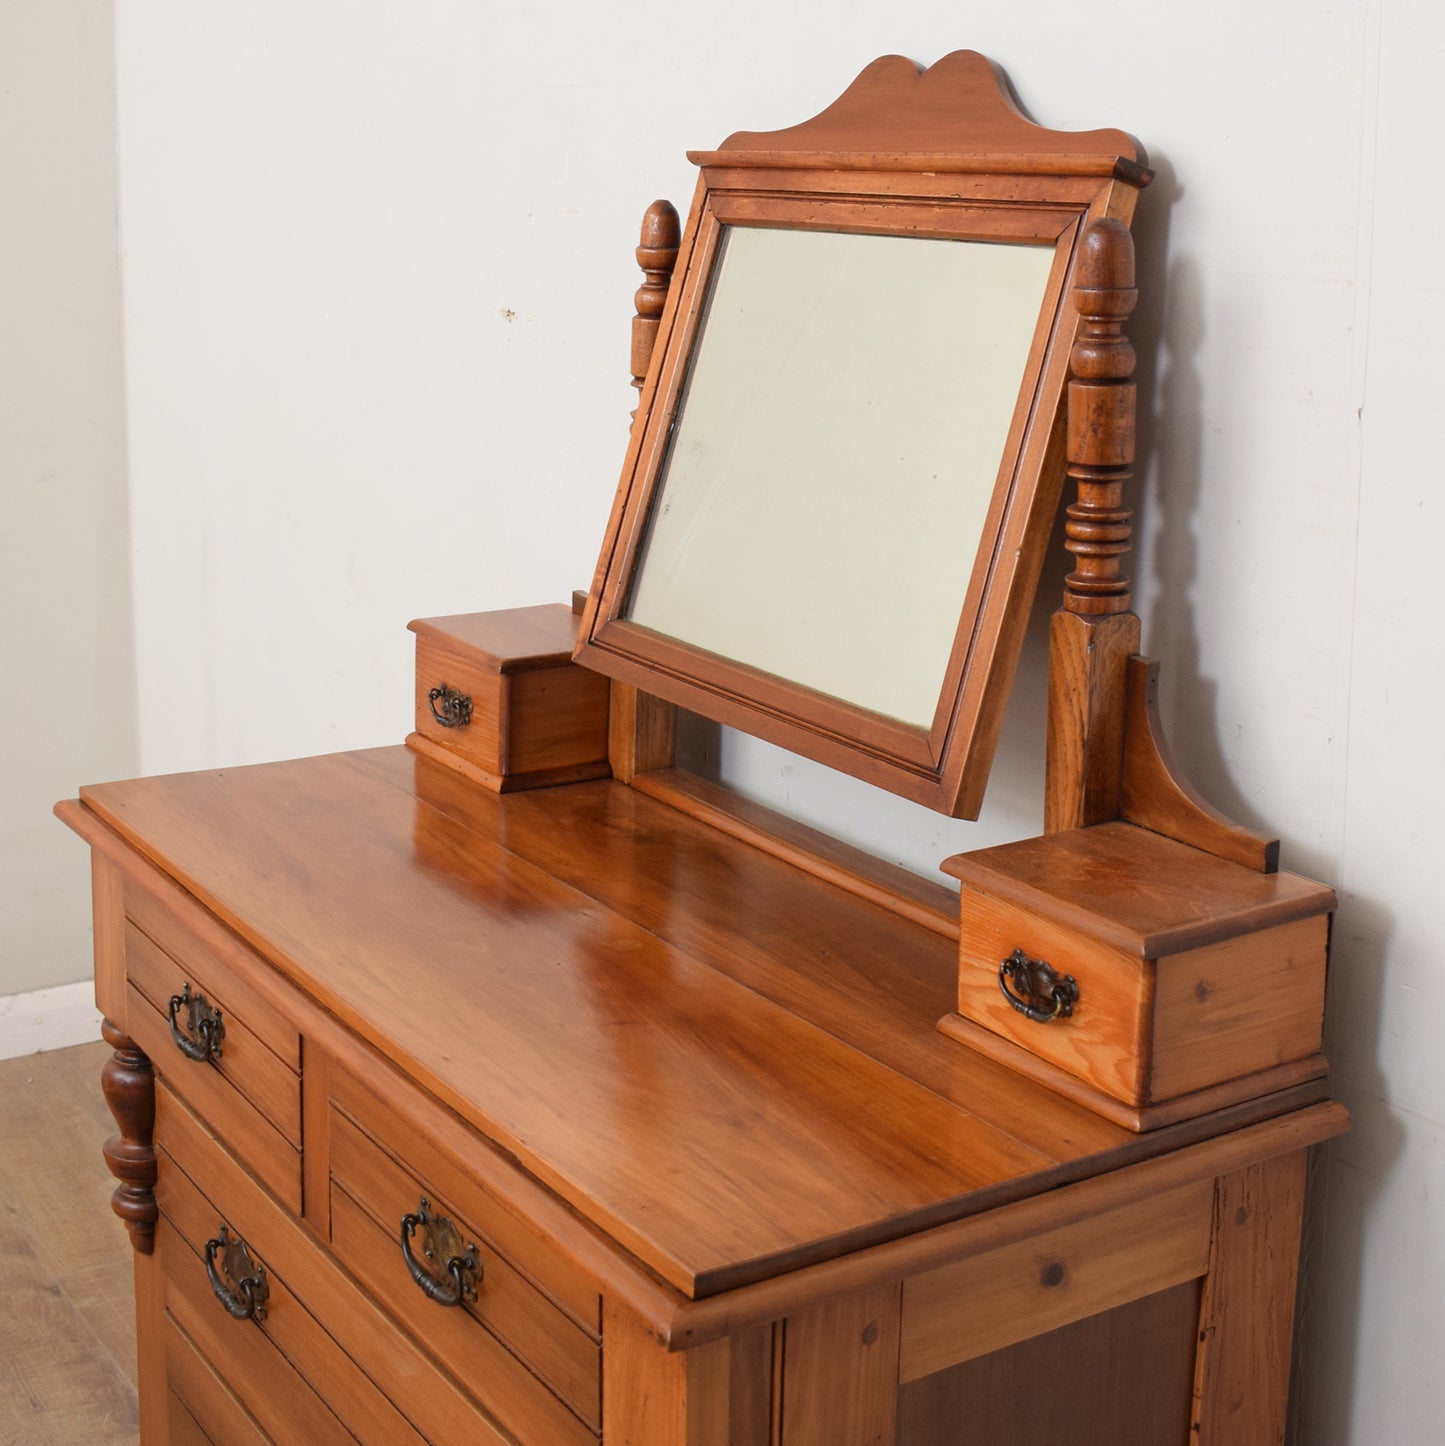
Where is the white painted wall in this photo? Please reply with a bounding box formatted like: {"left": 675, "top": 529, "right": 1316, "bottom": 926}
{"left": 0, "top": 1, "right": 135, "bottom": 1004}
{"left": 98, "top": 2, "right": 1443, "bottom": 1440}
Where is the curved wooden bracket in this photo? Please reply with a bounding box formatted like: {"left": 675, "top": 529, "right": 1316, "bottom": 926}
{"left": 100, "top": 1018, "right": 158, "bottom": 1254}
{"left": 1120, "top": 656, "right": 1279, "bottom": 873}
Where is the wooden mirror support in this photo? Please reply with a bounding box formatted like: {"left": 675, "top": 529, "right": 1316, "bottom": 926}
{"left": 576, "top": 51, "right": 1153, "bottom": 818}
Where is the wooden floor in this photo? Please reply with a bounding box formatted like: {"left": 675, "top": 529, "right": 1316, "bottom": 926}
{"left": 1, "top": 1040, "right": 139, "bottom": 1444}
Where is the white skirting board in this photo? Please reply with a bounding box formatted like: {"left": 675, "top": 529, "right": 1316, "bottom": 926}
{"left": 0, "top": 981, "right": 102, "bottom": 1060}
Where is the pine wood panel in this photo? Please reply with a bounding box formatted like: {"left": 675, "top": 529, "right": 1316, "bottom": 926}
{"left": 1191, "top": 1152, "right": 1309, "bottom": 1445}
{"left": 158, "top": 1081, "right": 512, "bottom": 1446}
{"left": 329, "top": 1186, "right": 596, "bottom": 1445}
{"left": 330, "top": 1057, "right": 605, "bottom": 1334}
{"left": 158, "top": 1217, "right": 354, "bottom": 1446}
{"left": 77, "top": 753, "right": 1057, "bottom": 1299}
{"left": 601, "top": 1300, "right": 734, "bottom": 1446}
{"left": 898, "top": 1180, "right": 1212, "bottom": 1382}
{"left": 329, "top": 1103, "right": 599, "bottom": 1419}
{"left": 954, "top": 890, "right": 1152, "bottom": 1102}
{"left": 781, "top": 1286, "right": 901, "bottom": 1445}
{"left": 1151, "top": 917, "right": 1328, "bottom": 1101}
{"left": 126, "top": 981, "right": 301, "bottom": 1215}
{"left": 165, "top": 1317, "right": 271, "bottom": 1446}
{"left": 895, "top": 1280, "right": 1200, "bottom": 1446}
{"left": 365, "top": 745, "right": 1129, "bottom": 1164}
{"left": 159, "top": 1150, "right": 425, "bottom": 1446}
{"left": 126, "top": 921, "right": 301, "bottom": 1143}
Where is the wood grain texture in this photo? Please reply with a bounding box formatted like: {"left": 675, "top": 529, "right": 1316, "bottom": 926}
{"left": 1151, "top": 916, "right": 1329, "bottom": 1101}
{"left": 1191, "top": 1152, "right": 1309, "bottom": 1445}
{"left": 780, "top": 1285, "right": 901, "bottom": 1445}
{"left": 165, "top": 1316, "right": 271, "bottom": 1446}
{"left": 328, "top": 1103, "right": 600, "bottom": 1431}
{"left": 631, "top": 199, "right": 681, "bottom": 397}
{"left": 92, "top": 851, "right": 127, "bottom": 1023}
{"left": 607, "top": 680, "right": 677, "bottom": 782}
{"left": 300, "top": 1037, "right": 331, "bottom": 1237}
{"left": 126, "top": 979, "right": 302, "bottom": 1215}
{"left": 75, "top": 753, "right": 1058, "bottom": 1299}
{"left": 158, "top": 1081, "right": 513, "bottom": 1446}
{"left": 126, "top": 920, "right": 301, "bottom": 1143}
{"left": 943, "top": 821, "right": 1333, "bottom": 958}
{"left": 936, "top": 1013, "right": 1330, "bottom": 1132}
{"left": 157, "top": 1216, "right": 355, "bottom": 1446}
{"left": 101, "top": 1018, "right": 158, "bottom": 1253}
{"left": 159, "top": 1157, "right": 425, "bottom": 1446}
{"left": 1044, "top": 609, "right": 1140, "bottom": 831}
{"left": 602, "top": 1300, "right": 733, "bottom": 1446}
{"left": 898, "top": 1179, "right": 1212, "bottom": 1381}
{"left": 410, "top": 610, "right": 611, "bottom": 790}
{"left": 896, "top": 1280, "right": 1199, "bottom": 1446}
{"left": 700, "top": 50, "right": 1149, "bottom": 178}
{"left": 1121, "top": 656, "right": 1280, "bottom": 872}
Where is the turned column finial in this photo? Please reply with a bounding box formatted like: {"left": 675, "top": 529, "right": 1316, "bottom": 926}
{"left": 1063, "top": 217, "right": 1138, "bottom": 615}
{"left": 631, "top": 199, "right": 681, "bottom": 400}
{"left": 100, "top": 1017, "right": 158, "bottom": 1254}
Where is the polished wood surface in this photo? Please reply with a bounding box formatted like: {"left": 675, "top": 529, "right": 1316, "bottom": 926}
{"left": 409, "top": 603, "right": 611, "bottom": 792}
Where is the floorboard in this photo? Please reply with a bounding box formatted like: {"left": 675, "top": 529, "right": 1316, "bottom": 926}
{"left": 0, "top": 1040, "right": 139, "bottom": 1444}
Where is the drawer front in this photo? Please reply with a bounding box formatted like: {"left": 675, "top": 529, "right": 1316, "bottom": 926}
{"left": 124, "top": 881, "right": 303, "bottom": 1211}
{"left": 165, "top": 1315, "right": 273, "bottom": 1446}
{"left": 414, "top": 632, "right": 506, "bottom": 774}
{"left": 413, "top": 632, "right": 610, "bottom": 786}
{"left": 956, "top": 892, "right": 1151, "bottom": 1105}
{"left": 159, "top": 1152, "right": 424, "bottom": 1446}
{"left": 329, "top": 1101, "right": 600, "bottom": 1443}
{"left": 158, "top": 1081, "right": 514, "bottom": 1446}
{"left": 125, "top": 971, "right": 301, "bottom": 1212}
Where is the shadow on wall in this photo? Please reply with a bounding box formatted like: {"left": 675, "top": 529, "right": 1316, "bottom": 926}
{"left": 1289, "top": 895, "right": 1400, "bottom": 1444}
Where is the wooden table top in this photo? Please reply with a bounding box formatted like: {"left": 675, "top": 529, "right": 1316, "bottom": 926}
{"left": 72, "top": 746, "right": 1323, "bottom": 1298}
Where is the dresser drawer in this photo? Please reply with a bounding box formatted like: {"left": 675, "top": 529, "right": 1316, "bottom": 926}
{"left": 164, "top": 1315, "right": 273, "bottom": 1446}
{"left": 329, "top": 1097, "right": 601, "bottom": 1444}
{"left": 124, "top": 912, "right": 302, "bottom": 1212}
{"left": 158, "top": 1080, "right": 516, "bottom": 1446}
{"left": 159, "top": 1147, "right": 426, "bottom": 1446}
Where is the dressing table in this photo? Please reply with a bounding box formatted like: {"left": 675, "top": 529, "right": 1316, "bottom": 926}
{"left": 59, "top": 52, "right": 1345, "bottom": 1444}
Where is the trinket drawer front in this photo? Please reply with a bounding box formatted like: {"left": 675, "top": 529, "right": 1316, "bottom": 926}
{"left": 66, "top": 749, "right": 1345, "bottom": 1444}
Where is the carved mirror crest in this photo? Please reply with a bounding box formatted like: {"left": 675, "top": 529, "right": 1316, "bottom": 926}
{"left": 576, "top": 52, "right": 1150, "bottom": 816}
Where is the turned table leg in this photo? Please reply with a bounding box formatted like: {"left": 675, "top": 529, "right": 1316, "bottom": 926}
{"left": 100, "top": 1017, "right": 158, "bottom": 1254}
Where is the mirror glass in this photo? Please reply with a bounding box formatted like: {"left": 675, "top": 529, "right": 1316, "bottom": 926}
{"left": 623, "top": 225, "right": 1056, "bottom": 729}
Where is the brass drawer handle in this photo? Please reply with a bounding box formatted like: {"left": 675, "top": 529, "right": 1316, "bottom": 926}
{"left": 168, "top": 983, "right": 225, "bottom": 1062}
{"left": 999, "top": 948, "right": 1079, "bottom": 1024}
{"left": 400, "top": 1197, "right": 481, "bottom": 1307}
{"left": 427, "top": 684, "right": 473, "bottom": 730}
{"left": 205, "top": 1224, "right": 269, "bottom": 1322}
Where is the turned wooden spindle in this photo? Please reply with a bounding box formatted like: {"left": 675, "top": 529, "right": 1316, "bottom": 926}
{"left": 630, "top": 199, "right": 681, "bottom": 400}
{"left": 100, "top": 1017, "right": 158, "bottom": 1254}
{"left": 612, "top": 199, "right": 681, "bottom": 781}
{"left": 1044, "top": 218, "right": 1143, "bottom": 832}
{"left": 1063, "top": 217, "right": 1138, "bottom": 615}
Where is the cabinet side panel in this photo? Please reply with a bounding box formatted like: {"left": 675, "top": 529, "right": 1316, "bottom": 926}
{"left": 1190, "top": 1150, "right": 1308, "bottom": 1446}
{"left": 896, "top": 1279, "right": 1199, "bottom": 1445}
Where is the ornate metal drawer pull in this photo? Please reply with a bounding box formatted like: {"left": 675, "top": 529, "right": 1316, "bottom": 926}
{"left": 205, "top": 1224, "right": 269, "bottom": 1322}
{"left": 998, "top": 948, "right": 1079, "bottom": 1024}
{"left": 168, "top": 982, "right": 225, "bottom": 1062}
{"left": 427, "top": 684, "right": 473, "bottom": 730}
{"left": 400, "top": 1197, "right": 481, "bottom": 1307}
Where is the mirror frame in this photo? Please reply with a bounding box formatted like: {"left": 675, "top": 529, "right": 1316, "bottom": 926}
{"left": 576, "top": 51, "right": 1151, "bottom": 817}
